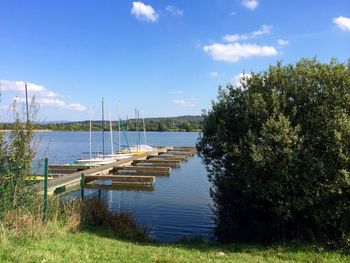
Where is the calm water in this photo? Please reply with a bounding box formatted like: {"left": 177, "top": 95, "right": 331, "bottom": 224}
{"left": 35, "top": 131, "right": 214, "bottom": 242}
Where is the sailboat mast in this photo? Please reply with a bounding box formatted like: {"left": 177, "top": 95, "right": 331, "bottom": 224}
{"left": 109, "top": 110, "right": 114, "bottom": 155}
{"left": 138, "top": 109, "right": 141, "bottom": 149}
{"left": 102, "top": 98, "right": 105, "bottom": 159}
{"left": 118, "top": 102, "right": 121, "bottom": 151}
{"left": 142, "top": 110, "right": 147, "bottom": 145}
{"left": 89, "top": 104, "right": 92, "bottom": 163}
{"left": 135, "top": 108, "right": 138, "bottom": 151}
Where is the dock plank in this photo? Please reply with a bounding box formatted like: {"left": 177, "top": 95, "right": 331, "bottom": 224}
{"left": 113, "top": 171, "right": 170, "bottom": 176}
{"left": 113, "top": 166, "right": 171, "bottom": 172}
{"left": 85, "top": 175, "right": 155, "bottom": 184}
{"left": 132, "top": 159, "right": 181, "bottom": 164}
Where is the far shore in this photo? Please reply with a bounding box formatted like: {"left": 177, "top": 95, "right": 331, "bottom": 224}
{"left": 0, "top": 129, "right": 52, "bottom": 132}
{"left": 0, "top": 129, "right": 200, "bottom": 133}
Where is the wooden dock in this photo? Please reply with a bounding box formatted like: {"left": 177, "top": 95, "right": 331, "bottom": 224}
{"left": 113, "top": 166, "right": 171, "bottom": 176}
{"left": 44, "top": 146, "right": 196, "bottom": 194}
{"left": 85, "top": 175, "right": 155, "bottom": 184}
{"left": 132, "top": 159, "right": 181, "bottom": 167}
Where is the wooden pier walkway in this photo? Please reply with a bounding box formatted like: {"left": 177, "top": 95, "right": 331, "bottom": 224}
{"left": 44, "top": 146, "right": 196, "bottom": 194}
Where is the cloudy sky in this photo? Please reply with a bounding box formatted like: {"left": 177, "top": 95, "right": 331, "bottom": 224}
{"left": 0, "top": 0, "right": 349, "bottom": 121}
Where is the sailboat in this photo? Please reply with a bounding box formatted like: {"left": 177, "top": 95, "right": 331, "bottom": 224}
{"left": 97, "top": 109, "right": 133, "bottom": 160}
{"left": 118, "top": 108, "right": 157, "bottom": 155}
{"left": 75, "top": 99, "right": 115, "bottom": 166}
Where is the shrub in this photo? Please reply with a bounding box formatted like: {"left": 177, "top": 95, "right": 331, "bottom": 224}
{"left": 80, "top": 198, "right": 149, "bottom": 240}
{"left": 0, "top": 99, "right": 38, "bottom": 218}
{"left": 197, "top": 58, "right": 350, "bottom": 247}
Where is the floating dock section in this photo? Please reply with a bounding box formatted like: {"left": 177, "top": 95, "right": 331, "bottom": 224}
{"left": 45, "top": 146, "right": 197, "bottom": 194}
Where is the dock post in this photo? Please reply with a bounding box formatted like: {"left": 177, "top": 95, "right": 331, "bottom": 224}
{"left": 80, "top": 173, "right": 85, "bottom": 200}
{"left": 43, "top": 158, "right": 49, "bottom": 220}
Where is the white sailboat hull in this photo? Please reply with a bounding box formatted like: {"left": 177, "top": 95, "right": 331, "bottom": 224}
{"left": 119, "top": 144, "right": 157, "bottom": 154}
{"left": 97, "top": 153, "right": 133, "bottom": 160}
{"left": 74, "top": 157, "right": 115, "bottom": 165}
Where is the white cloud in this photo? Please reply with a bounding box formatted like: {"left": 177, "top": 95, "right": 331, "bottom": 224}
{"left": 1, "top": 80, "right": 86, "bottom": 112}
{"left": 14, "top": 97, "right": 86, "bottom": 111}
{"left": 252, "top": 25, "right": 272, "bottom": 36}
{"left": 223, "top": 34, "right": 248, "bottom": 42}
{"left": 209, "top": 72, "right": 219, "bottom": 77}
{"left": 172, "top": 99, "right": 196, "bottom": 107}
{"left": 278, "top": 39, "right": 289, "bottom": 46}
{"left": 224, "top": 25, "right": 272, "bottom": 42}
{"left": 66, "top": 103, "right": 86, "bottom": 111}
{"left": 333, "top": 16, "right": 350, "bottom": 31}
{"left": 37, "top": 98, "right": 65, "bottom": 107}
{"left": 165, "top": 5, "right": 183, "bottom": 16}
{"left": 0, "top": 80, "right": 58, "bottom": 97}
{"left": 233, "top": 73, "right": 252, "bottom": 88}
{"left": 203, "top": 43, "right": 278, "bottom": 62}
{"left": 242, "top": 0, "right": 259, "bottom": 10}
{"left": 131, "top": 1, "right": 158, "bottom": 22}
{"left": 170, "top": 90, "right": 183, "bottom": 95}
{"left": 229, "top": 11, "right": 237, "bottom": 16}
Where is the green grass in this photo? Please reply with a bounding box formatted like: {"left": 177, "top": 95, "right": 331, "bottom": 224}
{"left": 0, "top": 226, "right": 348, "bottom": 263}
{"left": 0, "top": 198, "right": 347, "bottom": 263}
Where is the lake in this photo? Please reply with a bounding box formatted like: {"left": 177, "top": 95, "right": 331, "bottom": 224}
{"left": 35, "top": 131, "right": 214, "bottom": 242}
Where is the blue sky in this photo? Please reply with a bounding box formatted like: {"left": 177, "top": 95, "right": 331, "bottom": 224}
{"left": 0, "top": 0, "right": 349, "bottom": 121}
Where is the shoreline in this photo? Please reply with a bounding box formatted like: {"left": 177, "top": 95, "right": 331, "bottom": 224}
{"left": 0, "top": 129, "right": 52, "bottom": 132}
{"left": 1, "top": 130, "right": 201, "bottom": 133}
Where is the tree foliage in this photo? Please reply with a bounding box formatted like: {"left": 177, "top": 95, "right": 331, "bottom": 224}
{"left": 197, "top": 58, "right": 350, "bottom": 247}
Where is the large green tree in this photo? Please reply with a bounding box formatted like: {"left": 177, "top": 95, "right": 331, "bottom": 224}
{"left": 197, "top": 58, "right": 350, "bottom": 247}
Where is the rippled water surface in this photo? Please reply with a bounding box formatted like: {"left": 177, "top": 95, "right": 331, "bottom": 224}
{"left": 35, "top": 131, "right": 214, "bottom": 242}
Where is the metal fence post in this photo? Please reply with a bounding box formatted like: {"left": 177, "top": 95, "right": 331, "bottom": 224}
{"left": 43, "top": 158, "right": 48, "bottom": 220}
{"left": 80, "top": 173, "right": 85, "bottom": 200}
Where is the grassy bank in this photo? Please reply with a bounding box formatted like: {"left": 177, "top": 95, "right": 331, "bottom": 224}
{"left": 0, "top": 199, "right": 348, "bottom": 263}
{"left": 0, "top": 225, "right": 348, "bottom": 262}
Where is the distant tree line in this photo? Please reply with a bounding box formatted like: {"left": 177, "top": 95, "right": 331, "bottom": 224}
{"left": 1, "top": 116, "right": 203, "bottom": 132}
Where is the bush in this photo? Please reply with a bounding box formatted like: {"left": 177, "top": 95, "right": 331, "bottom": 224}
{"left": 0, "top": 99, "right": 38, "bottom": 218}
{"left": 60, "top": 197, "right": 150, "bottom": 241}
{"left": 197, "top": 58, "right": 350, "bottom": 247}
